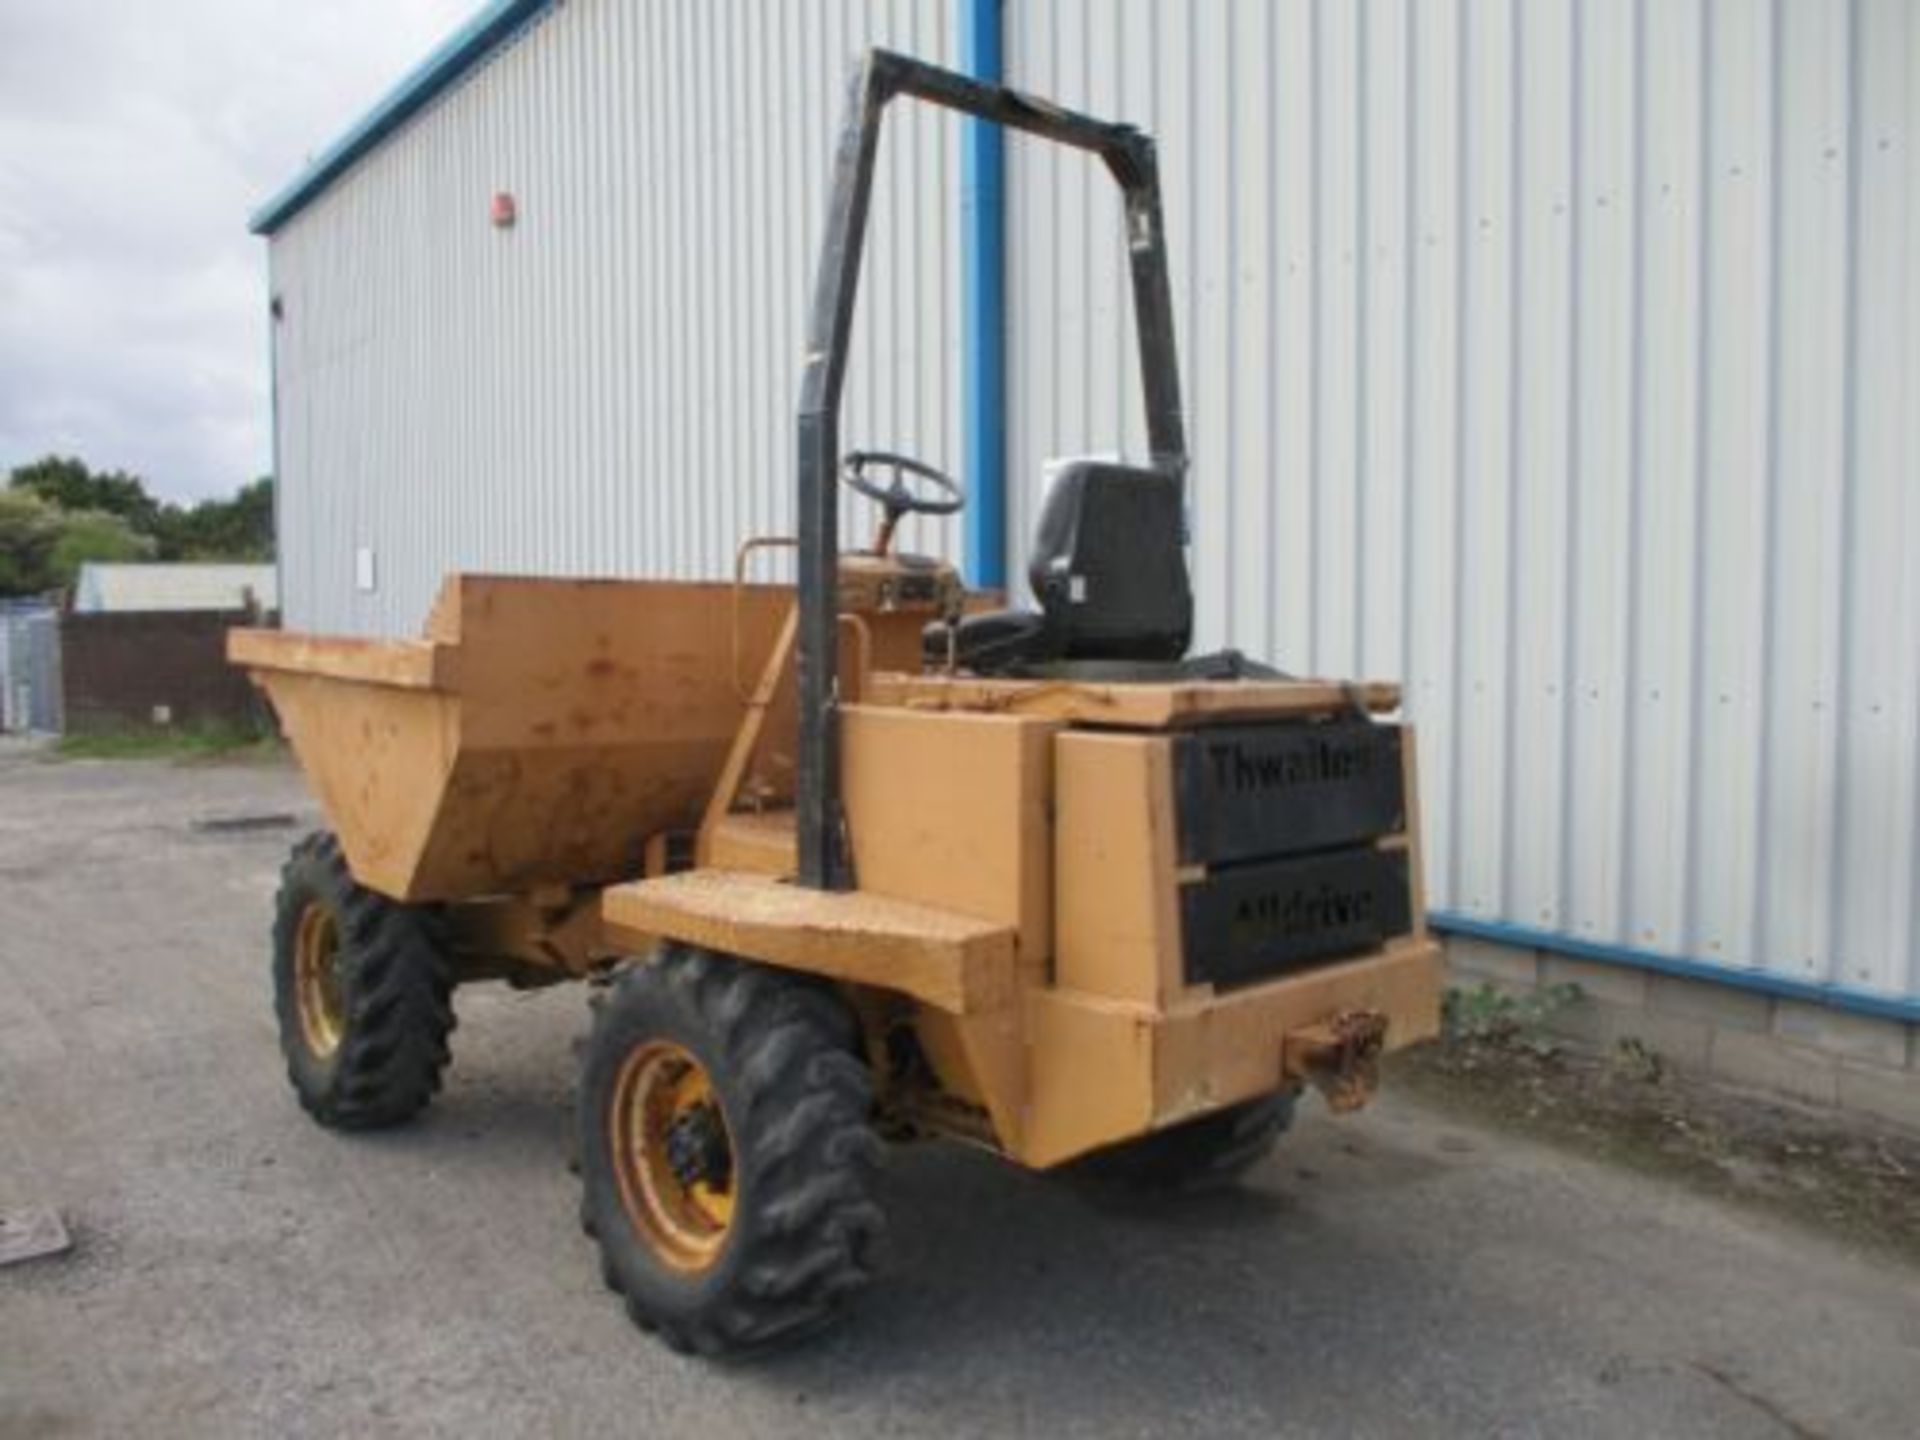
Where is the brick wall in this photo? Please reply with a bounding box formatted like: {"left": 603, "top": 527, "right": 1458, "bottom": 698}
{"left": 1445, "top": 935, "right": 1920, "bottom": 1134}
{"left": 60, "top": 610, "right": 267, "bottom": 734}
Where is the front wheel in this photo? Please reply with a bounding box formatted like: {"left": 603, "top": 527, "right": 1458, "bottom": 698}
{"left": 271, "top": 832, "right": 454, "bottom": 1128}
{"left": 577, "top": 947, "right": 885, "bottom": 1355}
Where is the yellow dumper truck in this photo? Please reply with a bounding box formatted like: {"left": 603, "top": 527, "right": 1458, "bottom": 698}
{"left": 233, "top": 50, "right": 1441, "bottom": 1354}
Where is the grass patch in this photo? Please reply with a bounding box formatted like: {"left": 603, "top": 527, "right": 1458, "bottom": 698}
{"left": 55, "top": 722, "right": 281, "bottom": 763}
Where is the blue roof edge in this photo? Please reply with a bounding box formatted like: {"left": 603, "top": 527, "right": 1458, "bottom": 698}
{"left": 250, "top": 0, "right": 557, "bottom": 236}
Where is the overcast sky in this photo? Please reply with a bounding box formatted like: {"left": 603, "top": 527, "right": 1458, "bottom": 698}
{"left": 0, "top": 0, "right": 476, "bottom": 501}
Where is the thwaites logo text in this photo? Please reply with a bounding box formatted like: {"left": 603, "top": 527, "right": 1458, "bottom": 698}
{"left": 1202, "top": 734, "right": 1376, "bottom": 796}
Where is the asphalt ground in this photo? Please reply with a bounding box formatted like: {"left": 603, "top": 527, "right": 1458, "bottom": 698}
{"left": 3, "top": 742, "right": 1916, "bottom": 1438}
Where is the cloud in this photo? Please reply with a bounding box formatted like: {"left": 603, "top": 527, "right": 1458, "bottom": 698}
{"left": 0, "top": 0, "right": 473, "bottom": 500}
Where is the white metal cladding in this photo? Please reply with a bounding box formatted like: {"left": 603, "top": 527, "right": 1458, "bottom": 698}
{"left": 268, "top": 0, "right": 1918, "bottom": 1009}
{"left": 1003, "top": 0, "right": 1919, "bottom": 1007}
{"left": 270, "top": 0, "right": 962, "bottom": 641}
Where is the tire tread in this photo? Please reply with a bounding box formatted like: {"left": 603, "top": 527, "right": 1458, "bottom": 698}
{"left": 272, "top": 831, "right": 455, "bottom": 1130}
{"left": 578, "top": 946, "right": 883, "bottom": 1354}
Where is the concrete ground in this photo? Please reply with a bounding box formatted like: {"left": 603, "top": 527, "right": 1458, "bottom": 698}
{"left": 2, "top": 744, "right": 1916, "bottom": 1439}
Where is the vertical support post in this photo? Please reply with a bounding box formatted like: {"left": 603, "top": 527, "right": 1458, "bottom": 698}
{"left": 792, "top": 47, "right": 1185, "bottom": 893}
{"left": 958, "top": 0, "right": 1006, "bottom": 591}
{"left": 1108, "top": 136, "right": 1187, "bottom": 479}
{"left": 797, "top": 61, "right": 889, "bottom": 891}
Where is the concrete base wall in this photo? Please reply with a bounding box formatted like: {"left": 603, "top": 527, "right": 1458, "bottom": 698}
{"left": 1443, "top": 936, "right": 1920, "bottom": 1134}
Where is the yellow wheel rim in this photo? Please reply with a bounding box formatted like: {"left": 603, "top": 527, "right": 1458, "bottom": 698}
{"left": 609, "top": 1040, "right": 737, "bottom": 1272}
{"left": 293, "top": 900, "right": 346, "bottom": 1059}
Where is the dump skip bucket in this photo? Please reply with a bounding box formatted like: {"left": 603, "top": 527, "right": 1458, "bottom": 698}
{"left": 231, "top": 575, "right": 790, "bottom": 902}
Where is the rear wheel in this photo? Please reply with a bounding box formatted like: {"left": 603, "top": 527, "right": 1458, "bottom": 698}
{"left": 1075, "top": 1092, "right": 1297, "bottom": 1194}
{"left": 577, "top": 947, "right": 885, "bottom": 1354}
{"left": 271, "top": 832, "right": 454, "bottom": 1129}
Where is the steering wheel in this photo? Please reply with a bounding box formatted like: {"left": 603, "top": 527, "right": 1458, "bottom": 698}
{"left": 840, "top": 451, "right": 966, "bottom": 519}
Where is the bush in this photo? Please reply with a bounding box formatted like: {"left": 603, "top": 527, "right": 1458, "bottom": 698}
{"left": 1441, "top": 981, "right": 1583, "bottom": 1058}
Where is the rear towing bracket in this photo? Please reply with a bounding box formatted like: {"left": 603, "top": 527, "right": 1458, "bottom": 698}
{"left": 1283, "top": 1009, "right": 1391, "bottom": 1113}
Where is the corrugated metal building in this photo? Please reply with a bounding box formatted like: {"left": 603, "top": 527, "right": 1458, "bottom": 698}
{"left": 253, "top": 1, "right": 1920, "bottom": 1063}
{"left": 0, "top": 601, "right": 61, "bottom": 734}
{"left": 71, "top": 563, "right": 278, "bottom": 614}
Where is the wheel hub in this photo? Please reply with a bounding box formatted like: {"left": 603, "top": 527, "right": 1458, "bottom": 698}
{"left": 608, "top": 1040, "right": 737, "bottom": 1272}
{"left": 292, "top": 900, "right": 346, "bottom": 1058}
{"left": 663, "top": 1102, "right": 732, "bottom": 1191}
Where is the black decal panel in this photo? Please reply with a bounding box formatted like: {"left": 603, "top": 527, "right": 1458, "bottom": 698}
{"left": 1181, "top": 849, "right": 1412, "bottom": 989}
{"left": 1173, "top": 721, "right": 1404, "bottom": 867}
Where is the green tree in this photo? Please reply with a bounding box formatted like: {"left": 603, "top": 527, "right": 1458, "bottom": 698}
{"left": 5, "top": 456, "right": 275, "bottom": 569}
{"left": 50, "top": 508, "right": 156, "bottom": 585}
{"left": 156, "top": 476, "right": 275, "bottom": 561}
{"left": 0, "top": 489, "right": 63, "bottom": 597}
{"left": 8, "top": 455, "right": 162, "bottom": 535}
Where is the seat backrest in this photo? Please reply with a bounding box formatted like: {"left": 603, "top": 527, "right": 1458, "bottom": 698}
{"left": 1026, "top": 460, "right": 1192, "bottom": 661}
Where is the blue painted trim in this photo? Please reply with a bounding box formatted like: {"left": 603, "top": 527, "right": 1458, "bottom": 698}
{"left": 266, "top": 271, "right": 283, "bottom": 612}
{"left": 958, "top": 0, "right": 1007, "bottom": 590}
{"left": 250, "top": 0, "right": 556, "bottom": 235}
{"left": 1431, "top": 912, "right": 1920, "bottom": 1026}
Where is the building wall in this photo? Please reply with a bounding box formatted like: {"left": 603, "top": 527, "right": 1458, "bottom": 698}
{"left": 0, "top": 603, "right": 62, "bottom": 734}
{"left": 267, "top": 0, "right": 1920, "bottom": 1015}
{"left": 271, "top": 0, "right": 962, "bottom": 639}
{"left": 1003, "top": 0, "right": 1919, "bottom": 1015}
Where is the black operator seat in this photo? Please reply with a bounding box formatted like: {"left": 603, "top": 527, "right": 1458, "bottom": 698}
{"left": 922, "top": 459, "right": 1193, "bottom": 675}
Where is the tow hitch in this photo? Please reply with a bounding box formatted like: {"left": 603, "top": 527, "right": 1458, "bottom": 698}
{"left": 1283, "top": 1010, "right": 1390, "bottom": 1113}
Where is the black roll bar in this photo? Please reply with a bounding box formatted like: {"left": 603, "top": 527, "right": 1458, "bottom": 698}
{"left": 794, "top": 48, "right": 1189, "bottom": 890}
